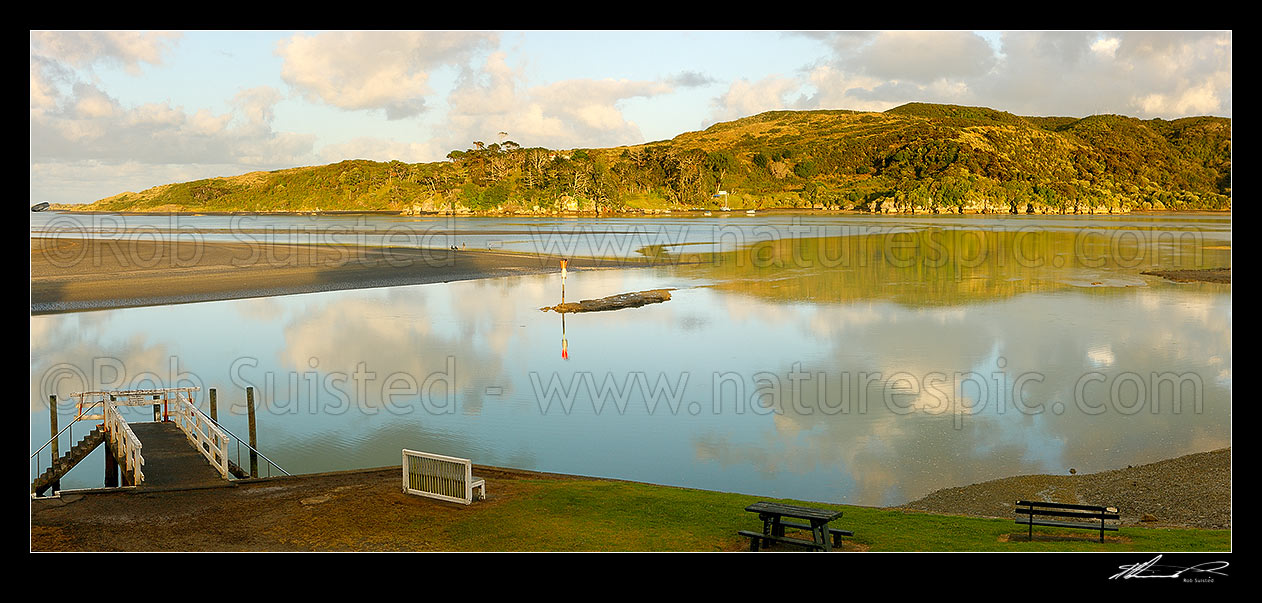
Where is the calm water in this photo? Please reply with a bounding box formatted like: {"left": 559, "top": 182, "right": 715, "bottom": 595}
{"left": 29, "top": 212, "right": 1232, "bottom": 505}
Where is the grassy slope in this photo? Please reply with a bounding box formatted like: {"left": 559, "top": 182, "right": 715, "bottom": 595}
{"left": 427, "top": 479, "right": 1228, "bottom": 552}
{"left": 31, "top": 463, "right": 1227, "bottom": 551}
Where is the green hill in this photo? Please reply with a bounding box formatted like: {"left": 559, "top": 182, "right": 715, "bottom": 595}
{"left": 70, "top": 102, "right": 1231, "bottom": 214}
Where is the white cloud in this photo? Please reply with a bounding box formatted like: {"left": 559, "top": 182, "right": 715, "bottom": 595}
{"left": 232, "top": 86, "right": 283, "bottom": 132}
{"left": 30, "top": 32, "right": 176, "bottom": 114}
{"left": 30, "top": 31, "right": 323, "bottom": 203}
{"left": 714, "top": 31, "right": 999, "bottom": 118}
{"left": 443, "top": 52, "right": 676, "bottom": 151}
{"left": 532, "top": 78, "right": 672, "bottom": 133}
{"left": 30, "top": 31, "right": 180, "bottom": 74}
{"left": 1091, "top": 36, "right": 1120, "bottom": 57}
{"left": 802, "top": 65, "right": 910, "bottom": 112}
{"left": 29, "top": 55, "right": 68, "bottom": 111}
{"left": 30, "top": 79, "right": 318, "bottom": 203}
{"left": 847, "top": 31, "right": 997, "bottom": 84}
{"left": 709, "top": 75, "right": 809, "bottom": 122}
{"left": 71, "top": 85, "right": 118, "bottom": 119}
{"left": 1135, "top": 77, "right": 1225, "bottom": 116}
{"left": 187, "top": 108, "right": 232, "bottom": 136}
{"left": 31, "top": 82, "right": 313, "bottom": 168}
{"left": 775, "top": 30, "right": 1231, "bottom": 121}
{"left": 807, "top": 31, "right": 879, "bottom": 54}
{"left": 276, "top": 31, "right": 497, "bottom": 119}
{"left": 446, "top": 51, "right": 525, "bottom": 119}
{"left": 981, "top": 31, "right": 1231, "bottom": 118}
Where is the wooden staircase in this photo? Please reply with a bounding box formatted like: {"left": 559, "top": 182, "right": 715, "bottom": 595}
{"left": 32, "top": 426, "right": 104, "bottom": 496}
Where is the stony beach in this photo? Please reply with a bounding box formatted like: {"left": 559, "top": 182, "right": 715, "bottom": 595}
{"left": 1141, "top": 267, "right": 1232, "bottom": 284}
{"left": 898, "top": 448, "right": 1231, "bottom": 530}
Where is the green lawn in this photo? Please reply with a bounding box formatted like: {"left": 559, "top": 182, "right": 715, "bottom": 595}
{"left": 422, "top": 479, "right": 1230, "bottom": 552}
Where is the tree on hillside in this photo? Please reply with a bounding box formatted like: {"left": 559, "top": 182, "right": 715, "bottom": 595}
{"left": 705, "top": 150, "right": 735, "bottom": 193}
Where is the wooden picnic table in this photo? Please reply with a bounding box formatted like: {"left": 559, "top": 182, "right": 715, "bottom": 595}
{"left": 740, "top": 501, "right": 851, "bottom": 551}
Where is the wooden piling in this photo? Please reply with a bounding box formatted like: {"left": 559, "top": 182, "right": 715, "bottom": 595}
{"left": 104, "top": 445, "right": 118, "bottom": 488}
{"left": 209, "top": 388, "right": 218, "bottom": 422}
{"left": 49, "top": 395, "right": 60, "bottom": 493}
{"left": 247, "top": 386, "right": 258, "bottom": 478}
{"left": 121, "top": 456, "right": 133, "bottom": 487}
{"left": 105, "top": 394, "right": 119, "bottom": 487}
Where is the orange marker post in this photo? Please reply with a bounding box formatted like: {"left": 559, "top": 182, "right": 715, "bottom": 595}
{"left": 560, "top": 258, "right": 568, "bottom": 302}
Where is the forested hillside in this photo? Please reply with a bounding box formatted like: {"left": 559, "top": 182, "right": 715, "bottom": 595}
{"left": 72, "top": 103, "right": 1231, "bottom": 214}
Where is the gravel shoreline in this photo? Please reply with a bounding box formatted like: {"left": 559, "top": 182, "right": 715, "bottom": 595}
{"left": 896, "top": 448, "right": 1230, "bottom": 530}
{"left": 1141, "top": 267, "right": 1231, "bottom": 284}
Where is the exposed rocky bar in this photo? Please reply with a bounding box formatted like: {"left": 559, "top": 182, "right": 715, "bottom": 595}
{"left": 541, "top": 289, "right": 673, "bottom": 313}
{"left": 1141, "top": 267, "right": 1231, "bottom": 284}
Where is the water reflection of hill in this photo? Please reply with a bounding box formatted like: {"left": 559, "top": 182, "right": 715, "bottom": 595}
{"left": 685, "top": 228, "right": 1230, "bottom": 307}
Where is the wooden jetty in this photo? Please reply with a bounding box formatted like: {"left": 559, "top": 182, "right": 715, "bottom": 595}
{"left": 32, "top": 387, "right": 286, "bottom": 496}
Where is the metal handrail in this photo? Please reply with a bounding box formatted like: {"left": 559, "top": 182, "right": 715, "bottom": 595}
{"left": 30, "top": 399, "right": 103, "bottom": 460}
{"left": 204, "top": 415, "right": 291, "bottom": 477}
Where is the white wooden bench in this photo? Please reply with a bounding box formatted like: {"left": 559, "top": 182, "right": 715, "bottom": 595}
{"left": 401, "top": 449, "right": 486, "bottom": 505}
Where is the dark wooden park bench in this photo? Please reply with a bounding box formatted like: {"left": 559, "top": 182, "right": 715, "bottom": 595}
{"left": 738, "top": 501, "right": 853, "bottom": 551}
{"left": 1014, "top": 500, "right": 1119, "bottom": 543}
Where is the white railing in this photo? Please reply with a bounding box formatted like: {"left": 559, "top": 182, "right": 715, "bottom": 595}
{"left": 171, "top": 391, "right": 231, "bottom": 479}
{"left": 103, "top": 400, "right": 144, "bottom": 486}
{"left": 60, "top": 387, "right": 289, "bottom": 485}
{"left": 402, "top": 449, "right": 486, "bottom": 505}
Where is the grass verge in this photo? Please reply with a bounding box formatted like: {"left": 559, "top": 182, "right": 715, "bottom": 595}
{"left": 426, "top": 479, "right": 1230, "bottom": 552}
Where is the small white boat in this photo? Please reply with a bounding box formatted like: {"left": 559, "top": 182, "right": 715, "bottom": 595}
{"left": 746, "top": 209, "right": 756, "bottom": 215}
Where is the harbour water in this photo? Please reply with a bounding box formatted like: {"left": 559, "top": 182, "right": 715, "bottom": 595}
{"left": 30, "top": 212, "right": 1231, "bottom": 505}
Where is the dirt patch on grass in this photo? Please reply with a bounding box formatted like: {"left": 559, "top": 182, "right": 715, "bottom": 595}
{"left": 31, "top": 465, "right": 556, "bottom": 551}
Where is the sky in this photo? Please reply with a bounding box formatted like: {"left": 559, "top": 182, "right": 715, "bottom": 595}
{"left": 29, "top": 30, "right": 1232, "bottom": 205}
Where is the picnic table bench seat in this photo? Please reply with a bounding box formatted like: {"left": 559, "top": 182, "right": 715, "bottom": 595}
{"left": 737, "top": 529, "right": 829, "bottom": 551}
{"left": 740, "top": 501, "right": 852, "bottom": 551}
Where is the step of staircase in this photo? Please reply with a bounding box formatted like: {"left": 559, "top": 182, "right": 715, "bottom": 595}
{"left": 32, "top": 427, "right": 106, "bottom": 496}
